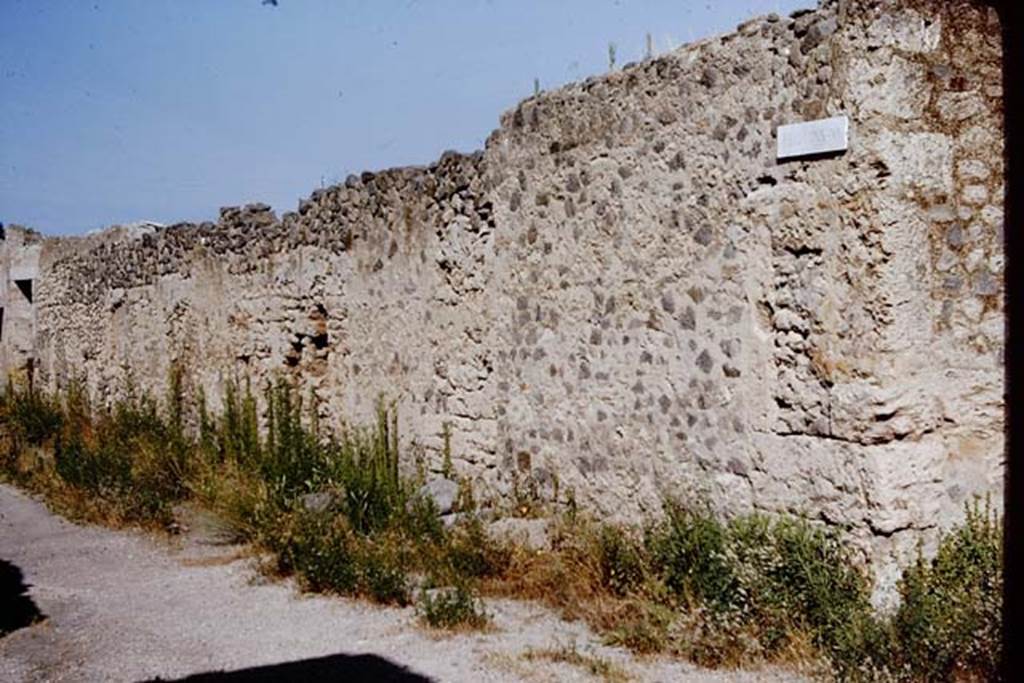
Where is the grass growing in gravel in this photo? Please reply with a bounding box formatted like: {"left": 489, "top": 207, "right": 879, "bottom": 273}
{"left": 0, "top": 376, "right": 191, "bottom": 527}
{"left": 0, "top": 377, "right": 1004, "bottom": 680}
{"left": 417, "top": 580, "right": 490, "bottom": 631}
{"left": 0, "top": 375, "right": 504, "bottom": 617}
{"left": 522, "top": 639, "right": 631, "bottom": 683}
{"left": 487, "top": 501, "right": 1001, "bottom": 680}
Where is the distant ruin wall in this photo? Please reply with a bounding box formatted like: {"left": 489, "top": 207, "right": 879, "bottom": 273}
{"left": 0, "top": 0, "right": 1004, "bottom": 599}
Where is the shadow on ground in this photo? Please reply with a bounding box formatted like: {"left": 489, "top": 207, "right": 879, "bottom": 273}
{"left": 142, "top": 653, "right": 435, "bottom": 682}
{"left": 0, "top": 558, "right": 46, "bottom": 637}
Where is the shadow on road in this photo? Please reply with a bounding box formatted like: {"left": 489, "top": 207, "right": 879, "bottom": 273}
{"left": 142, "top": 652, "right": 435, "bottom": 682}
{"left": 0, "top": 558, "right": 46, "bottom": 636}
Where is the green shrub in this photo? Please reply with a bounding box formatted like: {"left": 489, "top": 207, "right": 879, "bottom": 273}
{"left": 203, "top": 381, "right": 408, "bottom": 537}
{"left": 54, "top": 425, "right": 130, "bottom": 496}
{"left": 272, "top": 508, "right": 359, "bottom": 594}
{"left": 268, "top": 511, "right": 410, "bottom": 605}
{"left": 891, "top": 498, "right": 1002, "bottom": 682}
{"left": 646, "top": 503, "right": 737, "bottom": 609}
{"left": 442, "top": 516, "right": 511, "bottom": 581}
{"left": 728, "top": 515, "right": 878, "bottom": 667}
{"left": 399, "top": 491, "right": 446, "bottom": 546}
{"left": 595, "top": 524, "right": 647, "bottom": 597}
{"left": 215, "top": 379, "right": 258, "bottom": 466}
{"left": 417, "top": 581, "right": 489, "bottom": 630}
{"left": 44, "top": 379, "right": 191, "bottom": 523}
{"left": 1, "top": 380, "right": 62, "bottom": 451}
{"left": 357, "top": 536, "right": 410, "bottom": 605}
{"left": 258, "top": 380, "right": 323, "bottom": 501}
{"left": 640, "top": 504, "right": 883, "bottom": 672}
{"left": 330, "top": 417, "right": 404, "bottom": 535}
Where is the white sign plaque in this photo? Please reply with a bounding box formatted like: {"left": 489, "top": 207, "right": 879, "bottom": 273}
{"left": 776, "top": 115, "right": 848, "bottom": 159}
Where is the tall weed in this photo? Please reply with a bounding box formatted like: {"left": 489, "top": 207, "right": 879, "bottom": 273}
{"left": 0, "top": 378, "right": 1004, "bottom": 679}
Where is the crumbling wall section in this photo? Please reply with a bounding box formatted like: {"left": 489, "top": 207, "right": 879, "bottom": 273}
{"left": 30, "top": 152, "right": 500, "bottom": 479}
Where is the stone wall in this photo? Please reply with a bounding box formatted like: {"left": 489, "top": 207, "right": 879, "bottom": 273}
{"left": 0, "top": 226, "right": 41, "bottom": 383}
{"left": 0, "top": 0, "right": 1004, "bottom": 600}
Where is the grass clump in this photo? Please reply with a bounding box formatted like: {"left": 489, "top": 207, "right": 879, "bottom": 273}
{"left": 634, "top": 505, "right": 877, "bottom": 669}
{"left": 890, "top": 498, "right": 1002, "bottom": 681}
{"left": 0, "top": 375, "right": 495, "bottom": 613}
{"left": 2, "top": 376, "right": 191, "bottom": 526}
{"left": 496, "top": 501, "right": 1002, "bottom": 680}
{"left": 270, "top": 507, "right": 359, "bottom": 594}
{"left": 1, "top": 379, "right": 61, "bottom": 453}
{"left": 416, "top": 580, "right": 489, "bottom": 630}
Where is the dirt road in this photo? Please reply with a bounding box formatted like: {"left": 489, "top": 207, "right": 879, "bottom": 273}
{"left": 0, "top": 484, "right": 808, "bottom": 682}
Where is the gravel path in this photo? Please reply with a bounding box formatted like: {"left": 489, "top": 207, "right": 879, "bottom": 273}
{"left": 0, "top": 484, "right": 811, "bottom": 682}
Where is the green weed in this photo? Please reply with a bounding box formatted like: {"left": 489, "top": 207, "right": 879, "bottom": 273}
{"left": 0, "top": 378, "right": 1005, "bottom": 679}
{"left": 417, "top": 580, "right": 489, "bottom": 630}
{"left": 890, "top": 498, "right": 1002, "bottom": 681}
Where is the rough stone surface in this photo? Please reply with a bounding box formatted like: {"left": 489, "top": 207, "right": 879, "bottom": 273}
{"left": 417, "top": 477, "right": 460, "bottom": 516}
{"left": 486, "top": 518, "right": 552, "bottom": 552}
{"left": 0, "top": 0, "right": 1005, "bottom": 602}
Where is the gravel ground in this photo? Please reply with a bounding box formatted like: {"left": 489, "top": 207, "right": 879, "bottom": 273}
{"left": 0, "top": 484, "right": 812, "bottom": 682}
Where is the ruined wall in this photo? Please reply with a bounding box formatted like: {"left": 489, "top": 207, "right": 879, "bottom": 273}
{"left": 0, "top": 227, "right": 41, "bottom": 383}
{"left": 1, "top": 0, "right": 1004, "bottom": 599}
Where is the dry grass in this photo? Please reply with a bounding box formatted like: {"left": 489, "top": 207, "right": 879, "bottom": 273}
{"left": 1, "top": 380, "right": 1004, "bottom": 682}
{"left": 177, "top": 548, "right": 248, "bottom": 568}
{"left": 482, "top": 517, "right": 659, "bottom": 654}
{"left": 416, "top": 614, "right": 499, "bottom": 639}
{"left": 481, "top": 512, "right": 853, "bottom": 674}
{"left": 3, "top": 456, "right": 164, "bottom": 532}
{"left": 522, "top": 639, "right": 633, "bottom": 683}
{"left": 483, "top": 517, "right": 604, "bottom": 609}
{"left": 479, "top": 651, "right": 555, "bottom": 683}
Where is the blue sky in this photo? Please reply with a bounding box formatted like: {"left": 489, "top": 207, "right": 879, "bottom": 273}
{"left": 1, "top": 0, "right": 813, "bottom": 235}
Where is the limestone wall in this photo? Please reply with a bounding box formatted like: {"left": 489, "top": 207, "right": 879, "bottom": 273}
{"left": 0, "top": 0, "right": 1004, "bottom": 597}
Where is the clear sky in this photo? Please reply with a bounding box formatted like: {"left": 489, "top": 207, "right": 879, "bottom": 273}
{"left": 1, "top": 0, "right": 814, "bottom": 235}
